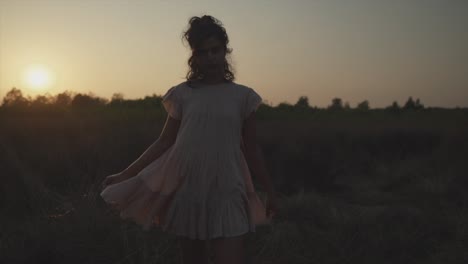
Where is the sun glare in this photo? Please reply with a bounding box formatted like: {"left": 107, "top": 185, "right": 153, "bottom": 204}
{"left": 22, "top": 64, "right": 55, "bottom": 91}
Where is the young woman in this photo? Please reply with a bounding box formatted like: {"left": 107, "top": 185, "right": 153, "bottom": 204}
{"left": 100, "top": 15, "right": 278, "bottom": 264}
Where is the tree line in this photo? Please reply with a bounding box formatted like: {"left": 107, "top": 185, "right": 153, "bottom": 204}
{"left": 0, "top": 87, "right": 449, "bottom": 112}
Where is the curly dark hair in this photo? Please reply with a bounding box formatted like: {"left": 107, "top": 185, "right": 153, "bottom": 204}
{"left": 181, "top": 15, "right": 235, "bottom": 83}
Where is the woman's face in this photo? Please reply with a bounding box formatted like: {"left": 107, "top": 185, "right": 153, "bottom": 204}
{"left": 193, "top": 36, "right": 226, "bottom": 76}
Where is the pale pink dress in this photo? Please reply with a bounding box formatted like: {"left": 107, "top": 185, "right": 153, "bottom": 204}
{"left": 100, "top": 80, "right": 270, "bottom": 240}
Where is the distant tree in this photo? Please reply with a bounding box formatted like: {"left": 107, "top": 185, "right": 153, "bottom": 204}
{"left": 403, "top": 96, "right": 416, "bottom": 109}
{"left": 109, "top": 92, "right": 125, "bottom": 107}
{"left": 30, "top": 94, "right": 53, "bottom": 107}
{"left": 54, "top": 91, "right": 73, "bottom": 106}
{"left": 414, "top": 98, "right": 424, "bottom": 110}
{"left": 142, "top": 94, "right": 164, "bottom": 108}
{"left": 277, "top": 102, "right": 294, "bottom": 112}
{"left": 71, "top": 93, "right": 107, "bottom": 107}
{"left": 2, "top": 87, "right": 30, "bottom": 107}
{"left": 261, "top": 99, "right": 274, "bottom": 107}
{"left": 294, "top": 96, "right": 309, "bottom": 108}
{"left": 391, "top": 101, "right": 400, "bottom": 109}
{"left": 344, "top": 101, "right": 351, "bottom": 110}
{"left": 385, "top": 101, "right": 400, "bottom": 111}
{"left": 111, "top": 92, "right": 125, "bottom": 102}
{"left": 328, "top": 97, "right": 343, "bottom": 110}
{"left": 356, "top": 100, "right": 370, "bottom": 111}
{"left": 403, "top": 96, "right": 424, "bottom": 110}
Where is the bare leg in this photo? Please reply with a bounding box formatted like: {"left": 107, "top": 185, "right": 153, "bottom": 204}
{"left": 178, "top": 236, "right": 210, "bottom": 264}
{"left": 210, "top": 233, "right": 247, "bottom": 264}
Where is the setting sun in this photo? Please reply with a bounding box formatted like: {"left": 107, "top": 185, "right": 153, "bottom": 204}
{"left": 22, "top": 64, "right": 55, "bottom": 91}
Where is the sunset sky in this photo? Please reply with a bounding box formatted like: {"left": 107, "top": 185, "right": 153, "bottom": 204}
{"left": 1, "top": 0, "right": 467, "bottom": 108}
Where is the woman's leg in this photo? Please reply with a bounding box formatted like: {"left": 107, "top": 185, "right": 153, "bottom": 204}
{"left": 178, "top": 236, "right": 210, "bottom": 264}
{"left": 210, "top": 233, "right": 247, "bottom": 264}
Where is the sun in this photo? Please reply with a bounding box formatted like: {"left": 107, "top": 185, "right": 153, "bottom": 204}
{"left": 22, "top": 64, "right": 55, "bottom": 91}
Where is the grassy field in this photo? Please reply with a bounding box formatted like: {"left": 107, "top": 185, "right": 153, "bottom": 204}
{"left": 1, "top": 101, "right": 467, "bottom": 263}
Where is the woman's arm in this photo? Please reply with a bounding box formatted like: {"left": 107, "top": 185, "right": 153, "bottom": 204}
{"left": 121, "top": 115, "right": 181, "bottom": 178}
{"left": 241, "top": 112, "right": 275, "bottom": 195}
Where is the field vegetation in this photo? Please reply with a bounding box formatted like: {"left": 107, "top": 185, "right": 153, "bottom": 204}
{"left": 1, "top": 87, "right": 467, "bottom": 263}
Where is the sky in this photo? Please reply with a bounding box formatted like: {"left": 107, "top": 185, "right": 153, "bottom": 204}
{"left": 1, "top": 0, "right": 467, "bottom": 108}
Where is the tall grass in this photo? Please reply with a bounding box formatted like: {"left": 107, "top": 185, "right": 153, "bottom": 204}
{"left": 1, "top": 106, "right": 467, "bottom": 263}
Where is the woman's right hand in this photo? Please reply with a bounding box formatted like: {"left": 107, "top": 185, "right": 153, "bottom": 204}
{"left": 101, "top": 171, "right": 132, "bottom": 189}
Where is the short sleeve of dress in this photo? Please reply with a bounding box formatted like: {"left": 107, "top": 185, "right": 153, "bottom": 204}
{"left": 162, "top": 86, "right": 182, "bottom": 120}
{"left": 243, "top": 88, "right": 262, "bottom": 120}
